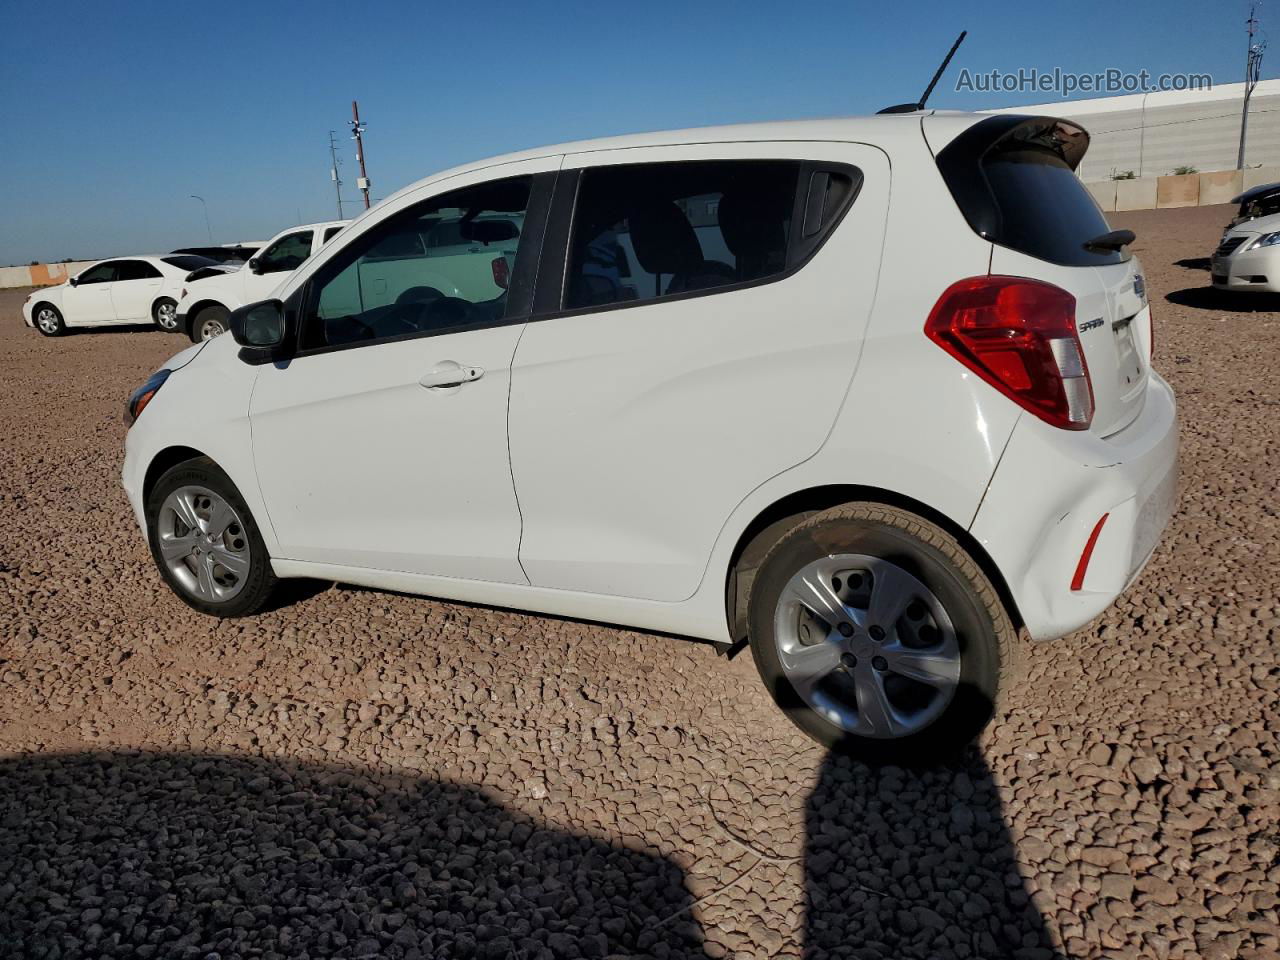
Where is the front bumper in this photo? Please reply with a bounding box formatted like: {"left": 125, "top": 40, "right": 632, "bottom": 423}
{"left": 971, "top": 373, "right": 1178, "bottom": 640}
{"left": 1211, "top": 242, "right": 1280, "bottom": 292}
{"left": 122, "top": 427, "right": 148, "bottom": 535}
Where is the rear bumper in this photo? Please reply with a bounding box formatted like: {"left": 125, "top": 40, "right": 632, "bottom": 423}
{"left": 972, "top": 372, "right": 1178, "bottom": 640}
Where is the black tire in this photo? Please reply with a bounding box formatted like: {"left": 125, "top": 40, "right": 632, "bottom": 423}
{"left": 33, "top": 303, "right": 65, "bottom": 337}
{"left": 747, "top": 502, "right": 1018, "bottom": 762}
{"left": 146, "top": 456, "right": 277, "bottom": 617}
{"left": 152, "top": 297, "right": 179, "bottom": 332}
{"left": 189, "top": 304, "right": 230, "bottom": 343}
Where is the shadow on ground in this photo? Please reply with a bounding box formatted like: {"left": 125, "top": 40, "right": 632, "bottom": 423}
{"left": 804, "top": 750, "right": 1057, "bottom": 959}
{"left": 0, "top": 752, "right": 708, "bottom": 958}
{"left": 1165, "top": 286, "right": 1280, "bottom": 312}
{"left": 0, "top": 748, "right": 1056, "bottom": 959}
{"left": 1173, "top": 257, "right": 1210, "bottom": 272}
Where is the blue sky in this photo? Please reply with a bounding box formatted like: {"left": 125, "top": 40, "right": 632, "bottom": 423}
{"left": 0, "top": 0, "right": 1255, "bottom": 264}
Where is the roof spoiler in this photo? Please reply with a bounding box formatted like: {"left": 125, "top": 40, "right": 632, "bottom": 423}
{"left": 935, "top": 114, "right": 1092, "bottom": 242}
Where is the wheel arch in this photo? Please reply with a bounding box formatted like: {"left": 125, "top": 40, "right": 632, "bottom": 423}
{"left": 723, "top": 484, "right": 1023, "bottom": 643}
{"left": 150, "top": 293, "right": 178, "bottom": 317}
{"left": 31, "top": 300, "right": 60, "bottom": 322}
{"left": 143, "top": 445, "right": 210, "bottom": 504}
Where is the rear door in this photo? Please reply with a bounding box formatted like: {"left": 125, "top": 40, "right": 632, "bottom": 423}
{"left": 508, "top": 143, "right": 889, "bottom": 602}
{"left": 109, "top": 259, "right": 165, "bottom": 322}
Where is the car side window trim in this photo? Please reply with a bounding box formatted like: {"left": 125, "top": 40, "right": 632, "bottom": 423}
{"left": 528, "top": 158, "right": 862, "bottom": 325}
{"left": 282, "top": 170, "right": 558, "bottom": 361}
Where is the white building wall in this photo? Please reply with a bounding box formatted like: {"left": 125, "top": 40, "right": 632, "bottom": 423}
{"left": 985, "top": 79, "right": 1280, "bottom": 181}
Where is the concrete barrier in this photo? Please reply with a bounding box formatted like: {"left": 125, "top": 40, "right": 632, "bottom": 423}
{"left": 0, "top": 261, "right": 94, "bottom": 290}
{"left": 1156, "top": 173, "right": 1200, "bottom": 208}
{"left": 1242, "top": 166, "right": 1280, "bottom": 191}
{"left": 1199, "top": 170, "right": 1243, "bottom": 206}
{"left": 1087, "top": 165, "right": 1280, "bottom": 213}
{"left": 1115, "top": 177, "right": 1158, "bottom": 211}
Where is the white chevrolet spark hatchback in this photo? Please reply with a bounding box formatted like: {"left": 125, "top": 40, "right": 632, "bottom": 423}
{"left": 122, "top": 113, "right": 1177, "bottom": 758}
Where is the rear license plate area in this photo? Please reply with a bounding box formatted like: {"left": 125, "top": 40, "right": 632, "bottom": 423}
{"left": 1113, "top": 316, "right": 1144, "bottom": 387}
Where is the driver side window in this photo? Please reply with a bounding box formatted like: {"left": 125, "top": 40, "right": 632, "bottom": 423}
{"left": 302, "top": 176, "right": 531, "bottom": 351}
{"left": 257, "top": 231, "right": 315, "bottom": 273}
{"left": 78, "top": 263, "right": 117, "bottom": 284}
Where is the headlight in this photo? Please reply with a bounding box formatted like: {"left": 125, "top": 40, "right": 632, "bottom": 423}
{"left": 1248, "top": 232, "right": 1280, "bottom": 250}
{"left": 125, "top": 369, "right": 171, "bottom": 425}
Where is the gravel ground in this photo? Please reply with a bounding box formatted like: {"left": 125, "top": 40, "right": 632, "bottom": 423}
{"left": 0, "top": 204, "right": 1277, "bottom": 959}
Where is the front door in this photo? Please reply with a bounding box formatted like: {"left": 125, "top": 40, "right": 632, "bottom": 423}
{"left": 249, "top": 166, "right": 554, "bottom": 582}
{"left": 508, "top": 144, "right": 890, "bottom": 602}
{"left": 62, "top": 261, "right": 118, "bottom": 325}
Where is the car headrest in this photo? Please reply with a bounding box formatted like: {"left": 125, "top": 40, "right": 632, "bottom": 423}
{"left": 719, "top": 190, "right": 788, "bottom": 263}
{"left": 628, "top": 202, "right": 702, "bottom": 275}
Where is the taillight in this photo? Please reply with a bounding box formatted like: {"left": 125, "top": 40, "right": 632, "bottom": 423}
{"left": 491, "top": 256, "right": 510, "bottom": 290}
{"left": 925, "top": 276, "right": 1094, "bottom": 430}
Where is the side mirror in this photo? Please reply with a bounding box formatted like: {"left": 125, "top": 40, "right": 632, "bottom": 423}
{"left": 68, "top": 276, "right": 79, "bottom": 287}
{"left": 248, "top": 257, "right": 263, "bottom": 274}
{"left": 229, "top": 299, "right": 285, "bottom": 349}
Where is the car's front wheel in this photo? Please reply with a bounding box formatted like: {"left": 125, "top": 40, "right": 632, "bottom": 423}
{"left": 748, "top": 502, "right": 1017, "bottom": 761}
{"left": 34, "top": 304, "right": 65, "bottom": 337}
{"left": 152, "top": 297, "right": 179, "bottom": 332}
{"left": 190, "top": 305, "right": 230, "bottom": 343}
{"left": 146, "top": 457, "right": 277, "bottom": 617}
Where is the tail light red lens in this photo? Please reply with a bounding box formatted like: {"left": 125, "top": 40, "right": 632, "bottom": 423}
{"left": 925, "top": 276, "right": 1094, "bottom": 430}
{"left": 491, "top": 256, "right": 510, "bottom": 291}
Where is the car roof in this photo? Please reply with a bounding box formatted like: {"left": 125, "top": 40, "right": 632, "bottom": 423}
{"left": 353, "top": 112, "right": 989, "bottom": 228}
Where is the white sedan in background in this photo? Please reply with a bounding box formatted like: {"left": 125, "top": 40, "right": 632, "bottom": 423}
{"left": 23, "top": 255, "right": 228, "bottom": 336}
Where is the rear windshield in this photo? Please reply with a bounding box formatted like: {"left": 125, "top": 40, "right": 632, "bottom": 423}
{"left": 937, "top": 116, "right": 1123, "bottom": 267}
{"left": 162, "top": 255, "right": 219, "bottom": 271}
{"left": 983, "top": 145, "right": 1120, "bottom": 266}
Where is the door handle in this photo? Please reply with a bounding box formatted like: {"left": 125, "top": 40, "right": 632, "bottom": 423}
{"left": 419, "top": 360, "right": 484, "bottom": 389}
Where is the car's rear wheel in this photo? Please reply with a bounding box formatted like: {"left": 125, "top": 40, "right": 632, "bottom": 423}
{"left": 747, "top": 502, "right": 1017, "bottom": 761}
{"left": 34, "top": 304, "right": 65, "bottom": 337}
{"left": 146, "top": 457, "right": 276, "bottom": 617}
{"left": 152, "top": 297, "right": 179, "bottom": 332}
{"left": 191, "top": 305, "right": 230, "bottom": 343}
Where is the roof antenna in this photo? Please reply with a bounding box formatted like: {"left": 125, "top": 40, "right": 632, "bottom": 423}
{"left": 878, "top": 30, "right": 968, "bottom": 114}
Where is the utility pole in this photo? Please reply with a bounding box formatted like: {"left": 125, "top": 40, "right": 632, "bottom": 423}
{"left": 1238, "top": 3, "right": 1266, "bottom": 169}
{"left": 328, "top": 130, "right": 345, "bottom": 220}
{"left": 351, "top": 100, "right": 371, "bottom": 210}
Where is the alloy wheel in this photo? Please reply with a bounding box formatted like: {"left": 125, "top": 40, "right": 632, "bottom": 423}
{"left": 156, "top": 302, "right": 178, "bottom": 330}
{"left": 156, "top": 485, "right": 251, "bottom": 602}
{"left": 36, "top": 309, "right": 59, "bottom": 334}
{"left": 772, "top": 553, "right": 961, "bottom": 739}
